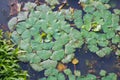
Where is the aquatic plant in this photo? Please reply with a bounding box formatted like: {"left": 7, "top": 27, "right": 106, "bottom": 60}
{"left": 100, "top": 70, "right": 107, "bottom": 77}
{"left": 8, "top": 2, "right": 78, "bottom": 71}
{"left": 77, "top": 0, "right": 120, "bottom": 57}
{"left": 8, "top": 0, "right": 120, "bottom": 79}
{"left": 39, "top": 69, "right": 117, "bottom": 80}
{"left": 0, "top": 30, "right": 28, "bottom": 80}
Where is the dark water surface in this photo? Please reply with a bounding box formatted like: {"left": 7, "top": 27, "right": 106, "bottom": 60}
{"left": 0, "top": 0, "right": 120, "bottom": 80}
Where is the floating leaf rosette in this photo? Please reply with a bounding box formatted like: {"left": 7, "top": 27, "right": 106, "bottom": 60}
{"left": 78, "top": 0, "right": 120, "bottom": 57}
{"left": 8, "top": 3, "right": 83, "bottom": 71}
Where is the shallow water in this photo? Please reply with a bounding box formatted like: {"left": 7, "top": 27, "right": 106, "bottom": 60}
{"left": 0, "top": 0, "right": 120, "bottom": 80}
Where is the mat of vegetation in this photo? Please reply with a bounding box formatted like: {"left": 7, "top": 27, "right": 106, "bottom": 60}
{"left": 7, "top": 0, "right": 120, "bottom": 80}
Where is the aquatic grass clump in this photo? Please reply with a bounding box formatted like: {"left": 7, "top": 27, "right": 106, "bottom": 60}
{"left": 8, "top": 0, "right": 120, "bottom": 79}
{"left": 0, "top": 30, "right": 28, "bottom": 80}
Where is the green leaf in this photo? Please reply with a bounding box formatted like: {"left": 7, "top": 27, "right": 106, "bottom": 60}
{"left": 50, "top": 49, "right": 65, "bottom": 61}
{"left": 96, "top": 34, "right": 106, "bottom": 41}
{"left": 102, "top": 10, "right": 112, "bottom": 26}
{"left": 57, "top": 73, "right": 65, "bottom": 80}
{"left": 68, "top": 75, "right": 76, "bottom": 80}
{"left": 112, "top": 14, "right": 119, "bottom": 26}
{"left": 96, "top": 3, "right": 107, "bottom": 10}
{"left": 112, "top": 35, "right": 120, "bottom": 44}
{"left": 60, "top": 24, "right": 71, "bottom": 33}
{"left": 87, "top": 38, "right": 97, "bottom": 45}
{"left": 30, "top": 63, "right": 44, "bottom": 71}
{"left": 23, "top": 2, "right": 37, "bottom": 10}
{"left": 96, "top": 51, "right": 105, "bottom": 57}
{"left": 81, "top": 29, "right": 89, "bottom": 38}
{"left": 16, "top": 22, "right": 26, "bottom": 34}
{"left": 18, "top": 53, "right": 30, "bottom": 62}
{"left": 86, "top": 74, "right": 96, "bottom": 80}
{"left": 62, "top": 54, "right": 74, "bottom": 63}
{"left": 31, "top": 41, "right": 42, "bottom": 51}
{"left": 114, "top": 9, "right": 120, "bottom": 15}
{"left": 37, "top": 50, "right": 52, "bottom": 60}
{"left": 97, "top": 40, "right": 109, "bottom": 47}
{"left": 40, "top": 59, "right": 57, "bottom": 69}
{"left": 30, "top": 54, "right": 41, "bottom": 63}
{"left": 69, "top": 39, "right": 84, "bottom": 48}
{"left": 106, "top": 30, "right": 115, "bottom": 39}
{"left": 74, "top": 18, "right": 83, "bottom": 28}
{"left": 65, "top": 43, "right": 75, "bottom": 54}
{"left": 83, "top": 13, "right": 93, "bottom": 24}
{"left": 102, "top": 73, "right": 117, "bottom": 80}
{"left": 74, "top": 70, "right": 81, "bottom": 76}
{"left": 64, "top": 69, "right": 72, "bottom": 75}
{"left": 60, "top": 9, "right": 73, "bottom": 21}
{"left": 96, "top": 47, "right": 112, "bottom": 57}
{"left": 88, "top": 44, "right": 99, "bottom": 53}
{"left": 73, "top": 10, "right": 82, "bottom": 19}
{"left": 19, "top": 39, "right": 30, "bottom": 51}
{"left": 52, "top": 41, "right": 63, "bottom": 51}
{"left": 47, "top": 76, "right": 57, "bottom": 80}
{"left": 8, "top": 17, "right": 17, "bottom": 31}
{"left": 69, "top": 28, "right": 81, "bottom": 40}
{"left": 115, "top": 25, "right": 120, "bottom": 31}
{"left": 33, "top": 34, "right": 41, "bottom": 42}
{"left": 83, "top": 24, "right": 91, "bottom": 31}
{"left": 115, "top": 49, "right": 120, "bottom": 56}
{"left": 45, "top": 0, "right": 59, "bottom": 6}
{"left": 29, "top": 10, "right": 40, "bottom": 18}
{"left": 36, "top": 4, "right": 51, "bottom": 13}
{"left": 25, "top": 17, "right": 37, "bottom": 27}
{"left": 100, "top": 70, "right": 107, "bottom": 77}
{"left": 17, "top": 11, "right": 28, "bottom": 21}
{"left": 46, "top": 12, "right": 58, "bottom": 22}
{"left": 57, "top": 34, "right": 70, "bottom": 45}
{"left": 84, "top": 5, "right": 95, "bottom": 13}
{"left": 21, "top": 29, "right": 31, "bottom": 40}
{"left": 102, "top": 25, "right": 109, "bottom": 33}
{"left": 44, "top": 68, "right": 58, "bottom": 76}
{"left": 93, "top": 10, "right": 102, "bottom": 19}
{"left": 45, "top": 27, "right": 54, "bottom": 35}
{"left": 29, "top": 27, "right": 39, "bottom": 36}
{"left": 42, "top": 42, "right": 54, "bottom": 50}
{"left": 25, "top": 53, "right": 35, "bottom": 61}
{"left": 11, "top": 31, "right": 21, "bottom": 44}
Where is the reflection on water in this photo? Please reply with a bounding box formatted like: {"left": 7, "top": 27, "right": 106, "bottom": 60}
{"left": 0, "top": 0, "right": 9, "bottom": 24}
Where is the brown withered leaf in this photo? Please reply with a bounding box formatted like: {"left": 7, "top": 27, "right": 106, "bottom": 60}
{"left": 58, "top": 3, "right": 66, "bottom": 11}
{"left": 57, "top": 63, "right": 67, "bottom": 72}
{"left": 9, "top": 0, "right": 21, "bottom": 16}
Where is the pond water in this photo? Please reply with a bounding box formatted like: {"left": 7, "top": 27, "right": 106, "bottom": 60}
{"left": 0, "top": 0, "right": 120, "bottom": 80}
{"left": 19, "top": 48, "right": 119, "bottom": 80}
